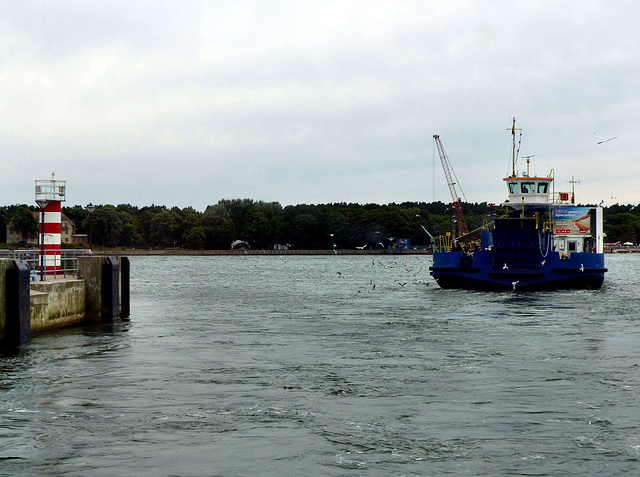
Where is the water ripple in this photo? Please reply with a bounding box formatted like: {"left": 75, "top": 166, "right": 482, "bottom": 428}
{"left": 1, "top": 254, "right": 640, "bottom": 475}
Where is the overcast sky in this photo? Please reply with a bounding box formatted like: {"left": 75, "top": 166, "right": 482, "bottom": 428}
{"left": 1, "top": 1, "right": 638, "bottom": 210}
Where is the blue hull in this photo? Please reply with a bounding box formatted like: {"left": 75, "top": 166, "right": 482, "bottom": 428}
{"left": 430, "top": 250, "right": 606, "bottom": 291}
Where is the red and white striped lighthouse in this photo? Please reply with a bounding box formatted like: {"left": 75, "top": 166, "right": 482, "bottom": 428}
{"left": 35, "top": 174, "right": 66, "bottom": 275}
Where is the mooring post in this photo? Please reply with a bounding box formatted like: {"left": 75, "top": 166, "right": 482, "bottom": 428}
{"left": 120, "top": 257, "right": 130, "bottom": 317}
{"left": 101, "top": 256, "right": 120, "bottom": 321}
{"left": 5, "top": 260, "right": 31, "bottom": 347}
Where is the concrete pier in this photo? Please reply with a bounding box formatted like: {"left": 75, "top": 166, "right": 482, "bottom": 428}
{"left": 1, "top": 256, "right": 129, "bottom": 348}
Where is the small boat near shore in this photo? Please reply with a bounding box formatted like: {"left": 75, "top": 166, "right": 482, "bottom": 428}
{"left": 429, "top": 119, "right": 607, "bottom": 291}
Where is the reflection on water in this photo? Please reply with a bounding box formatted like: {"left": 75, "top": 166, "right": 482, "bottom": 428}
{"left": 2, "top": 254, "right": 640, "bottom": 476}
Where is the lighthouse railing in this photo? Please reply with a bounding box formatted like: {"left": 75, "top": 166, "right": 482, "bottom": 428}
{"left": 0, "top": 249, "right": 91, "bottom": 280}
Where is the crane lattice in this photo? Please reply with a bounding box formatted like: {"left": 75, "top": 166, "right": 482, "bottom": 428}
{"left": 433, "top": 135, "right": 469, "bottom": 237}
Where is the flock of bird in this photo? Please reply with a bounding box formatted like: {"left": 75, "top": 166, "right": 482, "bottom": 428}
{"left": 331, "top": 256, "right": 427, "bottom": 294}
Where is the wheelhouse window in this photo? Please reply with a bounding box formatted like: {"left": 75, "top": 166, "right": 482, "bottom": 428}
{"left": 537, "top": 182, "right": 548, "bottom": 193}
{"left": 520, "top": 182, "right": 535, "bottom": 193}
{"left": 508, "top": 182, "right": 518, "bottom": 194}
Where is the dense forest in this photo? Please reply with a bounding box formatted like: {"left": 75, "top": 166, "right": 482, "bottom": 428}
{"left": 1, "top": 199, "right": 638, "bottom": 250}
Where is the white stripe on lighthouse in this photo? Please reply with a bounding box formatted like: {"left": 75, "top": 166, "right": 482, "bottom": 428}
{"left": 43, "top": 234, "right": 62, "bottom": 245}
{"left": 43, "top": 211, "right": 62, "bottom": 223}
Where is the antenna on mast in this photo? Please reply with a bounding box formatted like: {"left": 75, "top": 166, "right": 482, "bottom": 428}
{"left": 568, "top": 176, "right": 580, "bottom": 204}
{"left": 522, "top": 155, "right": 535, "bottom": 177}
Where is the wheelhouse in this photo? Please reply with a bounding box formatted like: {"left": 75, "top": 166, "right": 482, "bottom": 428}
{"left": 503, "top": 176, "right": 554, "bottom": 207}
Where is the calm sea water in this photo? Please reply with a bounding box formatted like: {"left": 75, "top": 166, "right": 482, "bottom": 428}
{"left": 2, "top": 253, "right": 640, "bottom": 476}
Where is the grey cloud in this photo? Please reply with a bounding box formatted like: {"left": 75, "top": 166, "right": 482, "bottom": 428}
{"left": 1, "top": 1, "right": 639, "bottom": 209}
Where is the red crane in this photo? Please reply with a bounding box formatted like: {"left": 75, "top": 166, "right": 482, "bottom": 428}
{"left": 433, "top": 134, "right": 469, "bottom": 237}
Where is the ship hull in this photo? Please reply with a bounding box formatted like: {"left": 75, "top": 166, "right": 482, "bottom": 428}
{"left": 430, "top": 250, "right": 606, "bottom": 291}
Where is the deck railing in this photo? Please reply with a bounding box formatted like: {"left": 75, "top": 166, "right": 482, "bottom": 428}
{"left": 433, "top": 235, "right": 452, "bottom": 253}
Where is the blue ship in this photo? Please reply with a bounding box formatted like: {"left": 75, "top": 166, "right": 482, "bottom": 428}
{"left": 430, "top": 120, "right": 607, "bottom": 291}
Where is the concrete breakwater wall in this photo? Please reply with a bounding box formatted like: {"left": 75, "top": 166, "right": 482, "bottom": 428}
{"left": 1, "top": 256, "right": 130, "bottom": 348}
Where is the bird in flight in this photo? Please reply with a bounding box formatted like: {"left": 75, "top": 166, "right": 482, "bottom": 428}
{"left": 597, "top": 136, "right": 617, "bottom": 144}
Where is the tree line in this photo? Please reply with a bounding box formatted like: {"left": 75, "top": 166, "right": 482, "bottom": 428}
{"left": 1, "top": 199, "right": 638, "bottom": 249}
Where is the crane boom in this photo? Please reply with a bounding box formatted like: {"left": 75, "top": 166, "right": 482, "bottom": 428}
{"left": 433, "top": 135, "right": 469, "bottom": 237}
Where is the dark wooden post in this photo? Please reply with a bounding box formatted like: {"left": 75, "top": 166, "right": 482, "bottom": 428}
{"left": 101, "top": 257, "right": 120, "bottom": 321}
{"left": 120, "top": 257, "right": 130, "bottom": 317}
{"left": 5, "top": 260, "right": 31, "bottom": 347}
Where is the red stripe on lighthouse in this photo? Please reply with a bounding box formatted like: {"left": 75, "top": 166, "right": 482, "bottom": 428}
{"left": 44, "top": 201, "right": 61, "bottom": 213}
{"left": 43, "top": 222, "right": 61, "bottom": 234}
{"left": 40, "top": 200, "right": 63, "bottom": 274}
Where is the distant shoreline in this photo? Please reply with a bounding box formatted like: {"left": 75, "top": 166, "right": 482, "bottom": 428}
{"left": 605, "top": 246, "right": 640, "bottom": 254}
{"left": 88, "top": 246, "right": 640, "bottom": 256}
{"left": 90, "top": 248, "right": 432, "bottom": 257}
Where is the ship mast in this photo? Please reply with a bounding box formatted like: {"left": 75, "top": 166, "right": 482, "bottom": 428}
{"left": 509, "top": 117, "right": 522, "bottom": 177}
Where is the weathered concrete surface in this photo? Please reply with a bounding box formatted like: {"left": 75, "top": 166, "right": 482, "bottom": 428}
{"left": 77, "top": 256, "right": 103, "bottom": 321}
{"left": 77, "top": 256, "right": 121, "bottom": 322}
{"left": 30, "top": 279, "right": 86, "bottom": 332}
